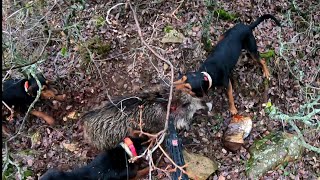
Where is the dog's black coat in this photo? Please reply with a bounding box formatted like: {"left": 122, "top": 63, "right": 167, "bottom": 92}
{"left": 40, "top": 137, "right": 147, "bottom": 180}
{"left": 183, "top": 14, "right": 281, "bottom": 97}
{"left": 2, "top": 74, "right": 47, "bottom": 112}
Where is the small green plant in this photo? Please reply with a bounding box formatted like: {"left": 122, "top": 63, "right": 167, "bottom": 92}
{"left": 164, "top": 26, "right": 174, "bottom": 33}
{"left": 95, "top": 16, "right": 105, "bottom": 27}
{"left": 61, "top": 46, "right": 68, "bottom": 58}
{"left": 213, "top": 9, "right": 237, "bottom": 21}
{"left": 260, "top": 49, "right": 275, "bottom": 59}
{"left": 78, "top": 36, "right": 111, "bottom": 67}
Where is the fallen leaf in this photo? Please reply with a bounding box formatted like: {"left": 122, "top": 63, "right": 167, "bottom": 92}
{"left": 63, "top": 111, "right": 79, "bottom": 121}
{"left": 163, "top": 63, "right": 169, "bottom": 71}
{"left": 62, "top": 142, "right": 78, "bottom": 152}
{"left": 31, "top": 131, "right": 41, "bottom": 147}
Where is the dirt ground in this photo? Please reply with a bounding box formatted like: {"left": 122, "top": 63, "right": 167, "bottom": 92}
{"left": 2, "top": 0, "right": 319, "bottom": 179}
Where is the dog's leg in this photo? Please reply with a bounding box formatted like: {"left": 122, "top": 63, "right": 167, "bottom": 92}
{"left": 246, "top": 33, "right": 271, "bottom": 80}
{"left": 227, "top": 80, "right": 238, "bottom": 115}
{"left": 30, "top": 110, "right": 55, "bottom": 125}
{"left": 41, "top": 89, "right": 66, "bottom": 101}
{"left": 53, "top": 94, "right": 67, "bottom": 101}
{"left": 259, "top": 58, "right": 270, "bottom": 79}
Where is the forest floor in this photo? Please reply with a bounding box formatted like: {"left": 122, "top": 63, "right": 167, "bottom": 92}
{"left": 2, "top": 0, "right": 319, "bottom": 179}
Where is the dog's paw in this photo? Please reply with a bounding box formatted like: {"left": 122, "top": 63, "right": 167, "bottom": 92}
{"left": 263, "top": 71, "right": 271, "bottom": 80}
{"left": 229, "top": 107, "right": 238, "bottom": 115}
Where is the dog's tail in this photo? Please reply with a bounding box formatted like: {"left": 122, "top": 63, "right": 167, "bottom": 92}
{"left": 249, "top": 14, "right": 281, "bottom": 30}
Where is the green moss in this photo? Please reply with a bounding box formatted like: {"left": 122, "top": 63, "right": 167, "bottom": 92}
{"left": 2, "top": 163, "right": 14, "bottom": 180}
{"left": 23, "top": 169, "right": 33, "bottom": 179}
{"left": 95, "top": 16, "right": 105, "bottom": 27}
{"left": 79, "top": 36, "right": 111, "bottom": 66}
{"left": 213, "top": 9, "right": 237, "bottom": 21}
{"left": 202, "top": 36, "right": 213, "bottom": 52}
{"left": 260, "top": 50, "right": 275, "bottom": 59}
{"left": 164, "top": 26, "right": 174, "bottom": 33}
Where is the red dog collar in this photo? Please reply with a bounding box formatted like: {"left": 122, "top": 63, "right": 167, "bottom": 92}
{"left": 123, "top": 137, "right": 137, "bottom": 157}
{"left": 24, "top": 81, "right": 32, "bottom": 96}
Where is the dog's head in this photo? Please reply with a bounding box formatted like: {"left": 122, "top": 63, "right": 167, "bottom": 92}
{"left": 173, "top": 72, "right": 212, "bottom": 97}
{"left": 25, "top": 74, "right": 58, "bottom": 100}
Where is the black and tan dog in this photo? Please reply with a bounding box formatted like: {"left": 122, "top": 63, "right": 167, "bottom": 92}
{"left": 2, "top": 74, "right": 66, "bottom": 126}
{"left": 174, "top": 14, "right": 281, "bottom": 115}
{"left": 40, "top": 137, "right": 149, "bottom": 180}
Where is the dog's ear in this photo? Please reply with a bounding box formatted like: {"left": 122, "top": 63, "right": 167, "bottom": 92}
{"left": 27, "top": 85, "right": 34, "bottom": 95}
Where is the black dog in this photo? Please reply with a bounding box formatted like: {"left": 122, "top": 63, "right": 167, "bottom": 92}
{"left": 2, "top": 74, "right": 65, "bottom": 126}
{"left": 174, "top": 14, "right": 281, "bottom": 115}
{"left": 40, "top": 137, "right": 149, "bottom": 180}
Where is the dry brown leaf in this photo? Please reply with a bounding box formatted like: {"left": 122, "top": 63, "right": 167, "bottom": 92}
{"left": 163, "top": 63, "right": 169, "bottom": 71}
{"left": 62, "top": 142, "right": 78, "bottom": 152}
{"left": 63, "top": 111, "right": 79, "bottom": 121}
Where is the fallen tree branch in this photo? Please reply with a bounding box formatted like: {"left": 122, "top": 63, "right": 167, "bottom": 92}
{"left": 266, "top": 97, "right": 320, "bottom": 153}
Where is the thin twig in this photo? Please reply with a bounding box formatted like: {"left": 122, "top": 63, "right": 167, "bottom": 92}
{"left": 25, "top": 0, "right": 58, "bottom": 32}
{"left": 159, "top": 145, "right": 198, "bottom": 179}
{"left": 129, "top": 2, "right": 174, "bottom": 149}
{"left": 171, "top": 0, "right": 184, "bottom": 21}
{"left": 106, "top": 3, "right": 126, "bottom": 25}
{"left": 2, "top": 66, "right": 14, "bottom": 82}
{"left": 2, "top": 30, "right": 52, "bottom": 71}
{"left": 2, "top": 101, "right": 15, "bottom": 121}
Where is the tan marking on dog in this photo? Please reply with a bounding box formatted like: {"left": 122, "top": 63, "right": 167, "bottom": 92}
{"left": 31, "top": 110, "right": 55, "bottom": 125}
{"left": 41, "top": 89, "right": 56, "bottom": 100}
{"left": 227, "top": 80, "right": 238, "bottom": 115}
{"left": 260, "top": 58, "right": 270, "bottom": 79}
{"left": 173, "top": 75, "right": 187, "bottom": 85}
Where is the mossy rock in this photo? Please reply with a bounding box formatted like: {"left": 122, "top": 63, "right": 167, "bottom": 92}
{"left": 213, "top": 9, "right": 237, "bottom": 21}
{"left": 183, "top": 150, "right": 218, "bottom": 180}
{"left": 79, "top": 36, "right": 111, "bottom": 66}
{"left": 246, "top": 132, "right": 303, "bottom": 179}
